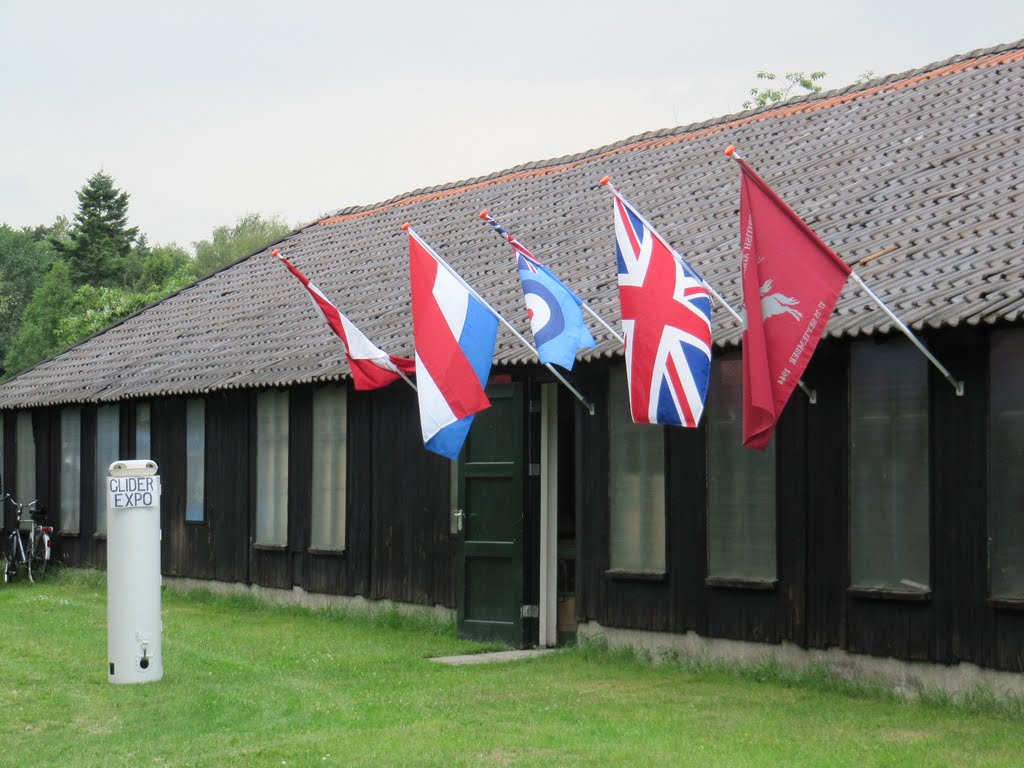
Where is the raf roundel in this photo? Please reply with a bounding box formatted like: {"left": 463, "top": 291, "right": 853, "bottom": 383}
{"left": 522, "top": 280, "right": 566, "bottom": 347}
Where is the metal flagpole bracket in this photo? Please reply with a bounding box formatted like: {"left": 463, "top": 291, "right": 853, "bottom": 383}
{"left": 848, "top": 271, "right": 964, "bottom": 397}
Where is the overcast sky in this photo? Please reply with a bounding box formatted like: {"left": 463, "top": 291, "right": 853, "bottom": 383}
{"left": 2, "top": 1, "right": 1022, "bottom": 252}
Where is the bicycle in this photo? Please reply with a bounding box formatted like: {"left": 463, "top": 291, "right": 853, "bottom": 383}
{"left": 2, "top": 493, "right": 53, "bottom": 584}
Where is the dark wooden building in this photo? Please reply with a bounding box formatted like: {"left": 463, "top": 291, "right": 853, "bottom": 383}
{"left": 3, "top": 41, "right": 1024, "bottom": 679}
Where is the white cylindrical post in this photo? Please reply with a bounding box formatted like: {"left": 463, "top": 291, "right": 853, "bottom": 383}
{"left": 107, "top": 459, "right": 163, "bottom": 684}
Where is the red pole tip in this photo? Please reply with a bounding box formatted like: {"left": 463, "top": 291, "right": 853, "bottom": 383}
{"left": 271, "top": 248, "right": 280, "bottom": 257}
{"left": 479, "top": 209, "right": 489, "bottom": 219}
{"left": 400, "top": 222, "right": 411, "bottom": 231}
{"left": 599, "top": 176, "right": 611, "bottom": 186}
{"left": 724, "top": 145, "right": 736, "bottom": 157}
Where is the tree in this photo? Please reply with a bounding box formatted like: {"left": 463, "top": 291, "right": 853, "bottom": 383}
{"left": 743, "top": 71, "right": 827, "bottom": 110}
{"left": 28, "top": 215, "right": 73, "bottom": 248}
{"left": 138, "top": 243, "right": 192, "bottom": 290}
{"left": 56, "top": 264, "right": 194, "bottom": 347}
{"left": 3, "top": 260, "right": 76, "bottom": 376}
{"left": 0, "top": 224, "right": 56, "bottom": 367}
{"left": 2, "top": 176, "right": 291, "bottom": 376}
{"left": 120, "top": 236, "right": 191, "bottom": 291}
{"left": 55, "top": 170, "right": 139, "bottom": 286}
{"left": 3, "top": 254, "right": 195, "bottom": 378}
{"left": 192, "top": 213, "right": 291, "bottom": 278}
{"left": 1, "top": 173, "right": 199, "bottom": 378}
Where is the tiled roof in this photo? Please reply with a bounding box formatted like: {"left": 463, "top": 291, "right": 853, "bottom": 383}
{"left": 2, "top": 40, "right": 1023, "bottom": 409}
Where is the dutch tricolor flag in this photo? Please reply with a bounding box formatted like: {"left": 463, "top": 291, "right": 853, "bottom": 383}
{"left": 407, "top": 228, "right": 499, "bottom": 460}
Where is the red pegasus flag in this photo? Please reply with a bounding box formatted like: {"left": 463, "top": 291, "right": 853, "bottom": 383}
{"left": 274, "top": 250, "right": 415, "bottom": 390}
{"left": 735, "top": 156, "right": 852, "bottom": 449}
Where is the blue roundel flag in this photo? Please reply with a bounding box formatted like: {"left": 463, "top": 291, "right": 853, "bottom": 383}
{"left": 517, "top": 253, "right": 595, "bottom": 370}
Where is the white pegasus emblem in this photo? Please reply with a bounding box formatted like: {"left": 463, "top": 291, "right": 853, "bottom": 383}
{"left": 759, "top": 279, "right": 803, "bottom": 321}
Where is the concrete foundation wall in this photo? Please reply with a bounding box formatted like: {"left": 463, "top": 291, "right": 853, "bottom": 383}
{"left": 163, "top": 576, "right": 455, "bottom": 622}
{"left": 578, "top": 622, "right": 1024, "bottom": 701}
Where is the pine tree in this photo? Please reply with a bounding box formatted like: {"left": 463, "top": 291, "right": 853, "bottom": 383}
{"left": 56, "top": 171, "right": 139, "bottom": 286}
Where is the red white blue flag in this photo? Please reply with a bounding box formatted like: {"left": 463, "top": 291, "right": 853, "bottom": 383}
{"left": 613, "top": 196, "right": 713, "bottom": 427}
{"left": 274, "top": 249, "right": 415, "bottom": 390}
{"left": 407, "top": 229, "right": 499, "bottom": 460}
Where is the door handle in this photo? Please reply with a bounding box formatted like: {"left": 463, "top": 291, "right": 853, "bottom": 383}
{"left": 454, "top": 509, "right": 464, "bottom": 532}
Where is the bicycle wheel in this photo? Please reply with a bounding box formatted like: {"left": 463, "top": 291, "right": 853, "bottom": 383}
{"left": 29, "top": 529, "right": 48, "bottom": 581}
{"left": 3, "top": 537, "right": 15, "bottom": 583}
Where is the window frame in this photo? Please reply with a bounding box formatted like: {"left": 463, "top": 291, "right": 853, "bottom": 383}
{"left": 606, "top": 364, "right": 668, "bottom": 579}
{"left": 185, "top": 399, "right": 206, "bottom": 524}
{"left": 847, "top": 339, "right": 931, "bottom": 599}
{"left": 705, "top": 354, "right": 778, "bottom": 589}
{"left": 60, "top": 407, "right": 83, "bottom": 535}
{"left": 987, "top": 328, "right": 1024, "bottom": 604}
{"left": 94, "top": 404, "right": 120, "bottom": 537}
{"left": 309, "top": 384, "right": 347, "bottom": 554}
{"left": 135, "top": 402, "right": 152, "bottom": 460}
{"left": 255, "top": 390, "right": 289, "bottom": 548}
{"left": 15, "top": 411, "right": 36, "bottom": 505}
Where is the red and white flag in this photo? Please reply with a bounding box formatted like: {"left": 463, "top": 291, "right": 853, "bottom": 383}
{"left": 735, "top": 159, "right": 851, "bottom": 449}
{"left": 274, "top": 249, "right": 415, "bottom": 390}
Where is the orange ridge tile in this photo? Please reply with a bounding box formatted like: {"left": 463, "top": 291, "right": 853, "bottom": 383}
{"left": 316, "top": 47, "right": 1024, "bottom": 229}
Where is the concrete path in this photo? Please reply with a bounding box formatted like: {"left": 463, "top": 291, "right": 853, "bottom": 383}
{"left": 430, "top": 649, "right": 559, "bottom": 666}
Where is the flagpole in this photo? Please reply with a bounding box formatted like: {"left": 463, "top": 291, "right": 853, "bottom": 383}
{"left": 581, "top": 303, "right": 624, "bottom": 344}
{"left": 599, "top": 176, "right": 819, "bottom": 404}
{"left": 393, "top": 367, "right": 418, "bottom": 392}
{"left": 402, "top": 223, "right": 596, "bottom": 415}
{"left": 847, "top": 272, "right": 964, "bottom": 396}
{"left": 479, "top": 210, "right": 626, "bottom": 345}
{"left": 725, "top": 146, "right": 964, "bottom": 398}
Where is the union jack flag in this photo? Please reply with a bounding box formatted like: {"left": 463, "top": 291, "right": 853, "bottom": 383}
{"left": 613, "top": 195, "right": 712, "bottom": 427}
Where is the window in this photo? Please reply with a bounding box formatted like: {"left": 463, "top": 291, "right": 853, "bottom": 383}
{"left": 311, "top": 386, "right": 346, "bottom": 551}
{"left": 135, "top": 402, "right": 151, "bottom": 459}
{"left": 256, "top": 390, "right": 288, "bottom": 546}
{"left": 706, "top": 356, "right": 776, "bottom": 581}
{"left": 849, "top": 341, "right": 929, "bottom": 592}
{"left": 60, "top": 408, "right": 82, "bottom": 533}
{"left": 989, "top": 329, "right": 1024, "bottom": 599}
{"left": 95, "top": 405, "right": 120, "bottom": 535}
{"left": 608, "top": 365, "right": 665, "bottom": 574}
{"left": 186, "top": 399, "right": 205, "bottom": 523}
{"left": 15, "top": 411, "right": 35, "bottom": 503}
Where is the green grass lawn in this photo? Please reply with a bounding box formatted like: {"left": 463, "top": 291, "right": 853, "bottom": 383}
{"left": 1, "top": 569, "right": 1021, "bottom": 767}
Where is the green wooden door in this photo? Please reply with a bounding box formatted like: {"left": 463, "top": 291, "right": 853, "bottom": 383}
{"left": 456, "top": 383, "right": 525, "bottom": 647}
